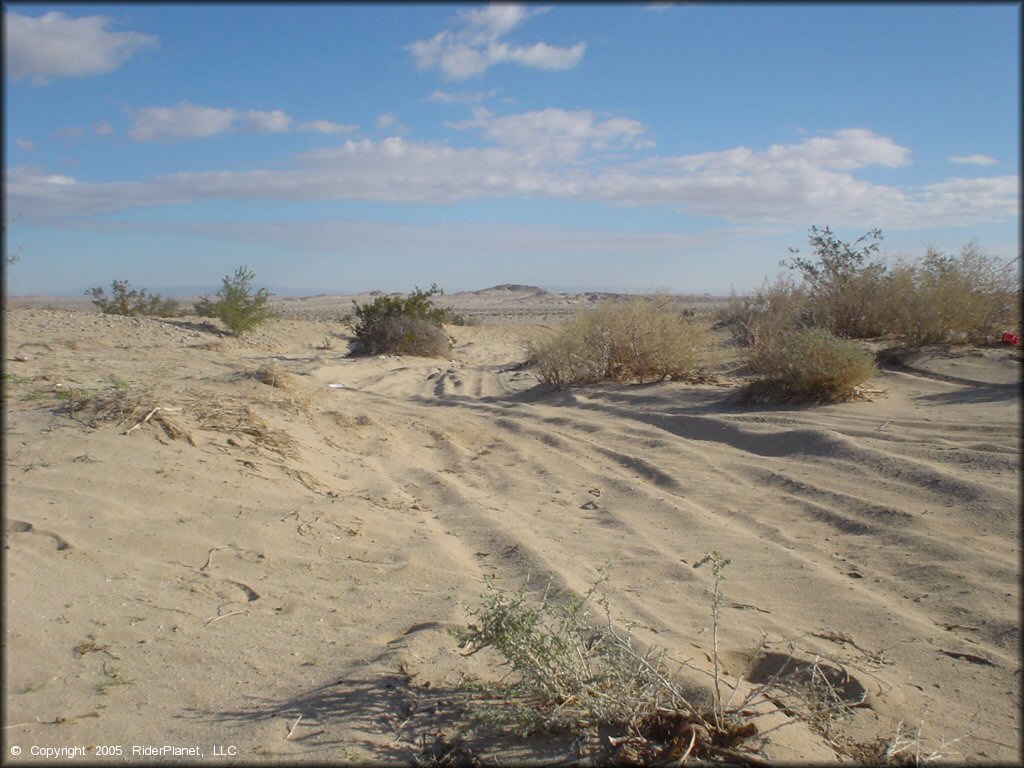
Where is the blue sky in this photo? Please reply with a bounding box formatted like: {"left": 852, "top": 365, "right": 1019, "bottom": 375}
{"left": 4, "top": 2, "right": 1020, "bottom": 296}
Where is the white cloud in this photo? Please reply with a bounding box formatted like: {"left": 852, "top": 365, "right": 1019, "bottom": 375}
{"left": 130, "top": 103, "right": 239, "bottom": 142}
{"left": 949, "top": 154, "right": 998, "bottom": 167}
{"left": 409, "top": 3, "right": 585, "bottom": 80}
{"left": 15, "top": 139, "right": 37, "bottom": 151}
{"left": 129, "top": 103, "right": 300, "bottom": 141}
{"left": 299, "top": 120, "right": 358, "bottom": 135}
{"left": 241, "top": 109, "right": 292, "bottom": 133}
{"left": 376, "top": 113, "right": 398, "bottom": 129}
{"left": 451, "top": 108, "right": 652, "bottom": 164}
{"left": 427, "top": 89, "right": 499, "bottom": 104}
{"left": 5, "top": 11, "right": 157, "bottom": 85}
{"left": 6, "top": 125, "right": 1017, "bottom": 232}
{"left": 94, "top": 121, "right": 115, "bottom": 137}
{"left": 460, "top": 4, "right": 535, "bottom": 44}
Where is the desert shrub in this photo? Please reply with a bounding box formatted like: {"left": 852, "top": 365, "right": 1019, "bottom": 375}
{"left": 455, "top": 562, "right": 762, "bottom": 762}
{"left": 194, "top": 266, "right": 275, "bottom": 336}
{"left": 754, "top": 327, "right": 877, "bottom": 401}
{"left": 882, "top": 242, "right": 1020, "bottom": 346}
{"left": 784, "top": 226, "right": 890, "bottom": 338}
{"left": 719, "top": 276, "right": 810, "bottom": 373}
{"left": 351, "top": 284, "right": 455, "bottom": 357}
{"left": 528, "top": 295, "right": 713, "bottom": 386}
{"left": 87, "top": 280, "right": 180, "bottom": 317}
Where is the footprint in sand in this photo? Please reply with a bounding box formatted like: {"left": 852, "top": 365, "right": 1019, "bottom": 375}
{"left": 5, "top": 518, "right": 74, "bottom": 551}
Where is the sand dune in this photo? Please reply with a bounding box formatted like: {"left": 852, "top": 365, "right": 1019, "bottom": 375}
{"left": 3, "top": 298, "right": 1020, "bottom": 763}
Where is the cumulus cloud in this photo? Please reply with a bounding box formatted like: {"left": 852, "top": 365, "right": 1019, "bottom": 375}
{"left": 409, "top": 3, "right": 585, "bottom": 80}
{"left": 6, "top": 123, "right": 1018, "bottom": 232}
{"left": 949, "top": 154, "right": 998, "bottom": 166}
{"left": 5, "top": 11, "right": 157, "bottom": 84}
{"left": 451, "top": 107, "right": 652, "bottom": 164}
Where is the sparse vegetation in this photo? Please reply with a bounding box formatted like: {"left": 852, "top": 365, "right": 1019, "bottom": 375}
{"left": 528, "top": 295, "right": 714, "bottom": 387}
{"left": 194, "top": 266, "right": 276, "bottom": 336}
{"left": 455, "top": 563, "right": 765, "bottom": 764}
{"left": 783, "top": 226, "right": 889, "bottom": 339}
{"left": 351, "top": 284, "right": 457, "bottom": 357}
{"left": 778, "top": 227, "right": 1020, "bottom": 345}
{"left": 882, "top": 242, "right": 1020, "bottom": 346}
{"left": 87, "top": 280, "right": 181, "bottom": 317}
{"left": 718, "top": 227, "right": 1020, "bottom": 401}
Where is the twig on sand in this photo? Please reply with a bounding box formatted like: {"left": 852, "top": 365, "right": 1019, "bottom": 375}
{"left": 200, "top": 544, "right": 232, "bottom": 572}
{"left": 123, "top": 407, "right": 161, "bottom": 436}
{"left": 204, "top": 610, "right": 247, "bottom": 626}
{"left": 285, "top": 715, "right": 302, "bottom": 740}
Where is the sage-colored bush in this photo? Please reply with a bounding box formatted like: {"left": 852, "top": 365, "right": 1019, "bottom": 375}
{"left": 350, "top": 284, "right": 456, "bottom": 357}
{"left": 755, "top": 327, "right": 877, "bottom": 401}
{"left": 529, "top": 296, "right": 713, "bottom": 387}
{"left": 882, "top": 242, "right": 1020, "bottom": 346}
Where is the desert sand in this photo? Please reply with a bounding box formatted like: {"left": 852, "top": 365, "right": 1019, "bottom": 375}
{"left": 3, "top": 287, "right": 1020, "bottom": 764}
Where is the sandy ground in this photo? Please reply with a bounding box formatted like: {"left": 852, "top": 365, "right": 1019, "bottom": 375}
{"left": 3, "top": 287, "right": 1021, "bottom": 764}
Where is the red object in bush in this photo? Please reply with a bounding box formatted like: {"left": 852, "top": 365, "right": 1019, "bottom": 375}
{"left": 1001, "top": 331, "right": 1021, "bottom": 346}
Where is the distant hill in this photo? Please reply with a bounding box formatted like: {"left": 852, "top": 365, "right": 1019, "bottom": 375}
{"left": 471, "top": 284, "right": 551, "bottom": 295}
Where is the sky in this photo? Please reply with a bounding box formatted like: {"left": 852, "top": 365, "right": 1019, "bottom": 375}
{"left": 3, "top": 2, "right": 1020, "bottom": 297}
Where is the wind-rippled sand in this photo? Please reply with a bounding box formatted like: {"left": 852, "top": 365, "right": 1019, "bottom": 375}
{"left": 4, "top": 290, "right": 1020, "bottom": 763}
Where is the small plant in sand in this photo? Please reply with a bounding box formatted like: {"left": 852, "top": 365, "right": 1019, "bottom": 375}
{"left": 528, "top": 295, "right": 714, "bottom": 387}
{"left": 194, "top": 266, "right": 276, "bottom": 336}
{"left": 351, "top": 284, "right": 456, "bottom": 357}
{"left": 87, "top": 279, "right": 181, "bottom": 317}
{"left": 748, "top": 327, "right": 877, "bottom": 402}
{"left": 455, "top": 562, "right": 762, "bottom": 764}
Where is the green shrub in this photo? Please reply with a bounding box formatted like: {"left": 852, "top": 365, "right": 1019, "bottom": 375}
{"left": 87, "top": 280, "right": 180, "bottom": 317}
{"left": 528, "top": 295, "right": 713, "bottom": 387}
{"left": 351, "top": 284, "right": 455, "bottom": 357}
{"left": 754, "top": 327, "right": 877, "bottom": 401}
{"left": 194, "top": 266, "right": 275, "bottom": 336}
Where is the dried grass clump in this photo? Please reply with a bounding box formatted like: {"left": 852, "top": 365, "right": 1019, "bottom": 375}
{"left": 528, "top": 296, "right": 714, "bottom": 387}
{"left": 186, "top": 393, "right": 298, "bottom": 457}
{"left": 62, "top": 384, "right": 154, "bottom": 425}
{"left": 61, "top": 383, "right": 296, "bottom": 457}
{"left": 246, "top": 362, "right": 315, "bottom": 414}
{"left": 61, "top": 385, "right": 194, "bottom": 443}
